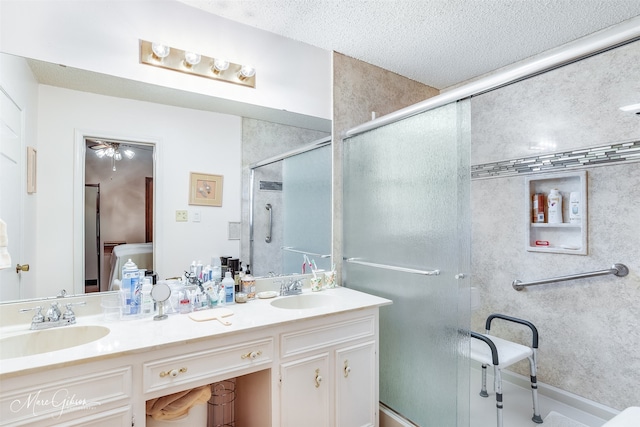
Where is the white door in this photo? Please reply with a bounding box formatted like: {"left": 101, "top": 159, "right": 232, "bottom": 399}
{"left": 0, "top": 87, "right": 24, "bottom": 301}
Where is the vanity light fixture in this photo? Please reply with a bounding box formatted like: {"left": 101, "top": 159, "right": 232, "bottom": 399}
{"left": 89, "top": 140, "right": 135, "bottom": 172}
{"left": 212, "top": 59, "right": 230, "bottom": 74}
{"left": 139, "top": 40, "right": 256, "bottom": 88}
{"left": 238, "top": 65, "right": 256, "bottom": 80}
{"left": 184, "top": 51, "right": 201, "bottom": 67}
{"left": 151, "top": 42, "right": 170, "bottom": 60}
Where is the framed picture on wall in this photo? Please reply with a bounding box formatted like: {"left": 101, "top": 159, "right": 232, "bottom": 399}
{"left": 189, "top": 172, "right": 223, "bottom": 207}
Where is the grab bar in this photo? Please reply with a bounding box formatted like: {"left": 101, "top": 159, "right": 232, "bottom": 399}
{"left": 281, "top": 247, "right": 331, "bottom": 258}
{"left": 265, "top": 204, "right": 272, "bottom": 243}
{"left": 345, "top": 258, "right": 440, "bottom": 276}
{"left": 512, "top": 263, "right": 629, "bottom": 291}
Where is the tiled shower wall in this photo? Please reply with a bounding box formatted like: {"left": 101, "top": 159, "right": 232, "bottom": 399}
{"left": 241, "top": 118, "right": 329, "bottom": 274}
{"left": 470, "top": 40, "right": 640, "bottom": 410}
{"left": 332, "top": 52, "right": 440, "bottom": 282}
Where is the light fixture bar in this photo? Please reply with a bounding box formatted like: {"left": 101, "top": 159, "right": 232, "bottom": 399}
{"left": 139, "top": 40, "right": 256, "bottom": 88}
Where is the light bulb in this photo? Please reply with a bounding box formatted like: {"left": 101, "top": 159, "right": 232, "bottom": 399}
{"left": 105, "top": 147, "right": 115, "bottom": 157}
{"left": 151, "top": 43, "right": 170, "bottom": 59}
{"left": 114, "top": 151, "right": 122, "bottom": 161}
{"left": 123, "top": 149, "right": 135, "bottom": 159}
{"left": 239, "top": 65, "right": 256, "bottom": 79}
{"left": 213, "top": 59, "right": 230, "bottom": 74}
{"left": 95, "top": 149, "right": 106, "bottom": 158}
{"left": 184, "top": 51, "right": 201, "bottom": 66}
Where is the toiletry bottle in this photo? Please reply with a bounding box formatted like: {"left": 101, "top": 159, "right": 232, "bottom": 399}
{"left": 547, "top": 189, "right": 563, "bottom": 224}
{"left": 211, "top": 257, "right": 222, "bottom": 283}
{"left": 122, "top": 259, "right": 140, "bottom": 315}
{"left": 532, "top": 193, "right": 545, "bottom": 223}
{"left": 569, "top": 191, "right": 580, "bottom": 224}
{"left": 140, "top": 278, "right": 154, "bottom": 317}
{"left": 222, "top": 271, "right": 235, "bottom": 304}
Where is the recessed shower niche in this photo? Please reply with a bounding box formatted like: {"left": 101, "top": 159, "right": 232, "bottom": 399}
{"left": 526, "top": 170, "right": 587, "bottom": 255}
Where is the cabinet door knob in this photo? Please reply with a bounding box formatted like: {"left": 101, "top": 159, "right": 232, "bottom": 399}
{"left": 160, "top": 367, "right": 187, "bottom": 378}
{"left": 241, "top": 350, "right": 262, "bottom": 360}
{"left": 314, "top": 368, "right": 322, "bottom": 388}
{"left": 344, "top": 360, "right": 351, "bottom": 378}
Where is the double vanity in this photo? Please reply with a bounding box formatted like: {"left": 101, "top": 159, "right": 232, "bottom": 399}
{"left": 0, "top": 286, "right": 391, "bottom": 426}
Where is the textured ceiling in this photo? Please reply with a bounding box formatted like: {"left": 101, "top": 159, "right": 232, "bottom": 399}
{"left": 179, "top": 0, "right": 640, "bottom": 89}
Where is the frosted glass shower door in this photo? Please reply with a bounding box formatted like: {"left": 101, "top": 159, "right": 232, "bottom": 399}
{"left": 282, "top": 145, "right": 332, "bottom": 273}
{"left": 343, "top": 102, "right": 471, "bottom": 426}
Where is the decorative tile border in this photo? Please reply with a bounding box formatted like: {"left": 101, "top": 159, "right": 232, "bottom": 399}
{"left": 471, "top": 140, "right": 640, "bottom": 179}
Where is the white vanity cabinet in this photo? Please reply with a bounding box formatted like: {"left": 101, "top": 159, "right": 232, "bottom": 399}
{"left": 0, "top": 287, "right": 389, "bottom": 427}
{"left": 278, "top": 310, "right": 379, "bottom": 427}
{"left": 0, "top": 361, "right": 133, "bottom": 427}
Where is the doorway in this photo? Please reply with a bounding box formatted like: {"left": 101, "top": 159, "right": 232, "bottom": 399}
{"left": 84, "top": 137, "right": 154, "bottom": 292}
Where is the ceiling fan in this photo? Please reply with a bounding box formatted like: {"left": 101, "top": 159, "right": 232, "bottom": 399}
{"left": 87, "top": 139, "right": 135, "bottom": 171}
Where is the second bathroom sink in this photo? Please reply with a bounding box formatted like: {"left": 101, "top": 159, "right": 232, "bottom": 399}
{"left": 270, "top": 294, "right": 337, "bottom": 310}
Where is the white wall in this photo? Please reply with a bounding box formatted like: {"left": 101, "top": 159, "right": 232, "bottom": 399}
{"left": 36, "top": 85, "right": 242, "bottom": 297}
{"left": 0, "top": 0, "right": 332, "bottom": 122}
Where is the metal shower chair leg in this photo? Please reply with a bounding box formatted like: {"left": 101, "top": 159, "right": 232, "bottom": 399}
{"left": 470, "top": 314, "right": 543, "bottom": 427}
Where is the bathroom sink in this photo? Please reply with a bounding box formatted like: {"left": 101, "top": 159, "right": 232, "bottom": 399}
{"left": 0, "top": 325, "right": 110, "bottom": 360}
{"left": 270, "top": 294, "right": 337, "bottom": 310}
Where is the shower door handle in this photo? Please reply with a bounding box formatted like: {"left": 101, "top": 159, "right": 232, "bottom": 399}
{"left": 265, "top": 204, "right": 272, "bottom": 243}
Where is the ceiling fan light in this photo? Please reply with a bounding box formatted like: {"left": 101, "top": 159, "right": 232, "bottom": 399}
{"left": 114, "top": 151, "right": 122, "bottom": 161}
{"left": 95, "top": 149, "right": 106, "bottom": 158}
{"left": 123, "top": 149, "right": 135, "bottom": 159}
{"left": 105, "top": 147, "right": 115, "bottom": 157}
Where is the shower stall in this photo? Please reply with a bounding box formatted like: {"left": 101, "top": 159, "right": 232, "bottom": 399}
{"left": 249, "top": 137, "right": 332, "bottom": 277}
{"left": 343, "top": 101, "right": 471, "bottom": 426}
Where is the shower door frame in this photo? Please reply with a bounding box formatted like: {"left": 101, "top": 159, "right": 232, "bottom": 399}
{"left": 248, "top": 136, "right": 332, "bottom": 275}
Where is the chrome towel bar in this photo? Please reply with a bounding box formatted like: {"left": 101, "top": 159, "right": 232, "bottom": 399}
{"left": 281, "top": 247, "right": 331, "bottom": 258}
{"left": 512, "top": 263, "right": 629, "bottom": 291}
{"left": 345, "top": 258, "right": 440, "bottom": 276}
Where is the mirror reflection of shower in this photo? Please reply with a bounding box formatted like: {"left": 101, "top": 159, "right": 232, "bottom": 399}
{"left": 249, "top": 137, "right": 332, "bottom": 277}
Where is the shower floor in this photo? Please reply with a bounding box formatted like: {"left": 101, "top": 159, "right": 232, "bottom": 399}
{"left": 469, "top": 366, "right": 610, "bottom": 427}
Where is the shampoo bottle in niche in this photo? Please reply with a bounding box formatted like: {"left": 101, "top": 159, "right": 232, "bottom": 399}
{"left": 222, "top": 271, "right": 235, "bottom": 304}
{"left": 547, "top": 189, "right": 563, "bottom": 224}
{"left": 569, "top": 191, "right": 581, "bottom": 224}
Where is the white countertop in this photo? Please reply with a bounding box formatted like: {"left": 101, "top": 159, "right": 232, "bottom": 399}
{"left": 0, "top": 287, "right": 391, "bottom": 377}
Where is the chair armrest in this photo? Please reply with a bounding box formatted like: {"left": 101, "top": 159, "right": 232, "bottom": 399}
{"left": 485, "top": 314, "right": 539, "bottom": 348}
{"left": 470, "top": 331, "right": 499, "bottom": 366}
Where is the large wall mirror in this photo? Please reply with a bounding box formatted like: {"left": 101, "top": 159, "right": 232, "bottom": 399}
{"left": 0, "top": 52, "right": 331, "bottom": 303}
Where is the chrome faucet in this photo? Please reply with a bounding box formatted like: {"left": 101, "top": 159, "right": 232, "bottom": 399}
{"left": 279, "top": 279, "right": 303, "bottom": 296}
{"left": 21, "top": 301, "right": 86, "bottom": 330}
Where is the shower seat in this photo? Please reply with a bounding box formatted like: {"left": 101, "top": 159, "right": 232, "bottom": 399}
{"left": 470, "top": 314, "right": 542, "bottom": 427}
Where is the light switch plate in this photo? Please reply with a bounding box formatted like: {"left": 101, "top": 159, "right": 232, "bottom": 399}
{"left": 176, "top": 210, "right": 188, "bottom": 222}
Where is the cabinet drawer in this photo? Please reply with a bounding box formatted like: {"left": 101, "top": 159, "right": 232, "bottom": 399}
{"left": 0, "top": 367, "right": 132, "bottom": 427}
{"left": 143, "top": 338, "right": 273, "bottom": 394}
{"left": 281, "top": 315, "right": 375, "bottom": 358}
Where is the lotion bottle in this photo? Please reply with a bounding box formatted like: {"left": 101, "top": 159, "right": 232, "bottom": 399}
{"left": 547, "top": 189, "right": 563, "bottom": 224}
{"left": 569, "top": 191, "right": 581, "bottom": 224}
{"left": 222, "top": 271, "right": 235, "bottom": 304}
